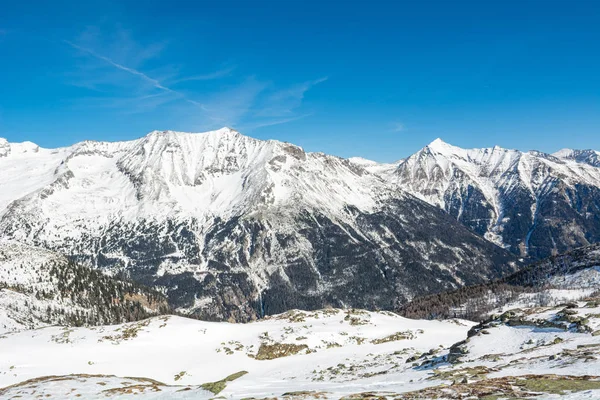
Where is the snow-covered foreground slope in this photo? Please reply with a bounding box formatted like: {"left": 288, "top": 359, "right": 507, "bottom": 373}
{"left": 0, "top": 129, "right": 518, "bottom": 321}
{"left": 2, "top": 304, "right": 600, "bottom": 399}
{"left": 386, "top": 139, "right": 600, "bottom": 260}
{"left": 0, "top": 309, "right": 472, "bottom": 398}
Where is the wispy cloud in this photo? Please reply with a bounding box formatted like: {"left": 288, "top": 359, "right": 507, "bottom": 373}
{"left": 65, "top": 40, "right": 174, "bottom": 93}
{"left": 390, "top": 122, "right": 405, "bottom": 132}
{"left": 63, "top": 38, "right": 206, "bottom": 113}
{"left": 241, "top": 113, "right": 313, "bottom": 130}
{"left": 71, "top": 91, "right": 185, "bottom": 115}
{"left": 171, "top": 66, "right": 236, "bottom": 84}
{"left": 256, "top": 77, "right": 328, "bottom": 118}
{"left": 200, "top": 77, "right": 269, "bottom": 126}
{"left": 62, "top": 26, "right": 326, "bottom": 130}
{"left": 198, "top": 76, "right": 326, "bottom": 130}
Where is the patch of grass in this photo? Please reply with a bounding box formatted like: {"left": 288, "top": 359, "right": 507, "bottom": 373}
{"left": 51, "top": 328, "right": 75, "bottom": 344}
{"left": 200, "top": 371, "right": 248, "bottom": 394}
{"left": 100, "top": 320, "right": 151, "bottom": 344}
{"left": 515, "top": 377, "right": 600, "bottom": 394}
{"left": 174, "top": 371, "right": 187, "bottom": 381}
{"left": 323, "top": 340, "right": 342, "bottom": 349}
{"left": 430, "top": 366, "right": 493, "bottom": 382}
{"left": 255, "top": 343, "right": 308, "bottom": 360}
{"left": 371, "top": 331, "right": 414, "bottom": 344}
{"left": 282, "top": 390, "right": 329, "bottom": 398}
{"left": 350, "top": 336, "right": 366, "bottom": 345}
{"left": 382, "top": 374, "right": 600, "bottom": 399}
{"left": 102, "top": 384, "right": 162, "bottom": 395}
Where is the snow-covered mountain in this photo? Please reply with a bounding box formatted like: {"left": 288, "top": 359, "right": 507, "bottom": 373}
{"left": 0, "top": 129, "right": 518, "bottom": 321}
{"left": 0, "top": 241, "right": 168, "bottom": 333}
{"left": 554, "top": 148, "right": 600, "bottom": 167}
{"left": 389, "top": 139, "right": 600, "bottom": 260}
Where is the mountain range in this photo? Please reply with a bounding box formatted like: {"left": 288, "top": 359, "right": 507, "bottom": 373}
{"left": 388, "top": 139, "right": 600, "bottom": 260}
{"left": 1, "top": 129, "right": 598, "bottom": 321}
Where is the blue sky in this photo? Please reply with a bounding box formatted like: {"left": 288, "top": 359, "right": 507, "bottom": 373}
{"left": 0, "top": 0, "right": 599, "bottom": 161}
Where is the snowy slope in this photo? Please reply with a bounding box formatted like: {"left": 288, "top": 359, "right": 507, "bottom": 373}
{"left": 0, "top": 309, "right": 475, "bottom": 399}
{"left": 391, "top": 139, "right": 600, "bottom": 259}
{"left": 0, "top": 129, "right": 518, "bottom": 321}
{"left": 347, "top": 156, "right": 400, "bottom": 175}
{"left": 0, "top": 138, "right": 70, "bottom": 213}
{"left": 2, "top": 304, "right": 600, "bottom": 399}
{"left": 554, "top": 148, "right": 600, "bottom": 168}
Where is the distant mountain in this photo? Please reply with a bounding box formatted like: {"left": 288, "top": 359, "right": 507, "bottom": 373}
{"left": 554, "top": 148, "right": 600, "bottom": 168}
{"left": 384, "top": 139, "right": 600, "bottom": 260}
{"left": 0, "top": 129, "right": 518, "bottom": 321}
{"left": 0, "top": 241, "right": 169, "bottom": 332}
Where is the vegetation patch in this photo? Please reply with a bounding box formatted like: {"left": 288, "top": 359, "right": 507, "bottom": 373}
{"left": 174, "top": 371, "right": 187, "bottom": 381}
{"left": 99, "top": 319, "right": 151, "bottom": 343}
{"left": 267, "top": 309, "right": 340, "bottom": 323}
{"left": 350, "top": 374, "right": 600, "bottom": 399}
{"left": 255, "top": 343, "right": 309, "bottom": 360}
{"left": 429, "top": 366, "right": 494, "bottom": 382}
{"left": 343, "top": 309, "right": 371, "bottom": 326}
{"left": 200, "top": 371, "right": 248, "bottom": 394}
{"left": 281, "top": 391, "right": 329, "bottom": 398}
{"left": 514, "top": 376, "right": 600, "bottom": 394}
{"left": 51, "top": 328, "right": 75, "bottom": 344}
{"left": 371, "top": 331, "right": 415, "bottom": 344}
{"left": 102, "top": 383, "right": 162, "bottom": 395}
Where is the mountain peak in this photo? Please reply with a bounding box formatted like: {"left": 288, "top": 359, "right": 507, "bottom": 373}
{"left": 553, "top": 148, "right": 573, "bottom": 158}
{"left": 423, "top": 139, "right": 517, "bottom": 160}
{"left": 0, "top": 138, "right": 8, "bottom": 157}
{"left": 425, "top": 138, "right": 463, "bottom": 155}
{"left": 0, "top": 138, "right": 41, "bottom": 157}
{"left": 427, "top": 138, "right": 448, "bottom": 148}
{"left": 137, "top": 128, "right": 257, "bottom": 156}
{"left": 553, "top": 148, "right": 600, "bottom": 167}
{"left": 145, "top": 127, "right": 239, "bottom": 139}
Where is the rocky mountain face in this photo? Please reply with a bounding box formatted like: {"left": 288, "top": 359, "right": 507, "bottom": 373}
{"left": 0, "top": 241, "right": 169, "bottom": 332}
{"left": 0, "top": 129, "right": 518, "bottom": 321}
{"left": 383, "top": 139, "right": 600, "bottom": 260}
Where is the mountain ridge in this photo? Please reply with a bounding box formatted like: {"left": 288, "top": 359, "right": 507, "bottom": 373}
{"left": 389, "top": 138, "right": 600, "bottom": 259}
{"left": 0, "top": 129, "right": 521, "bottom": 321}
{"left": 1, "top": 130, "right": 598, "bottom": 321}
